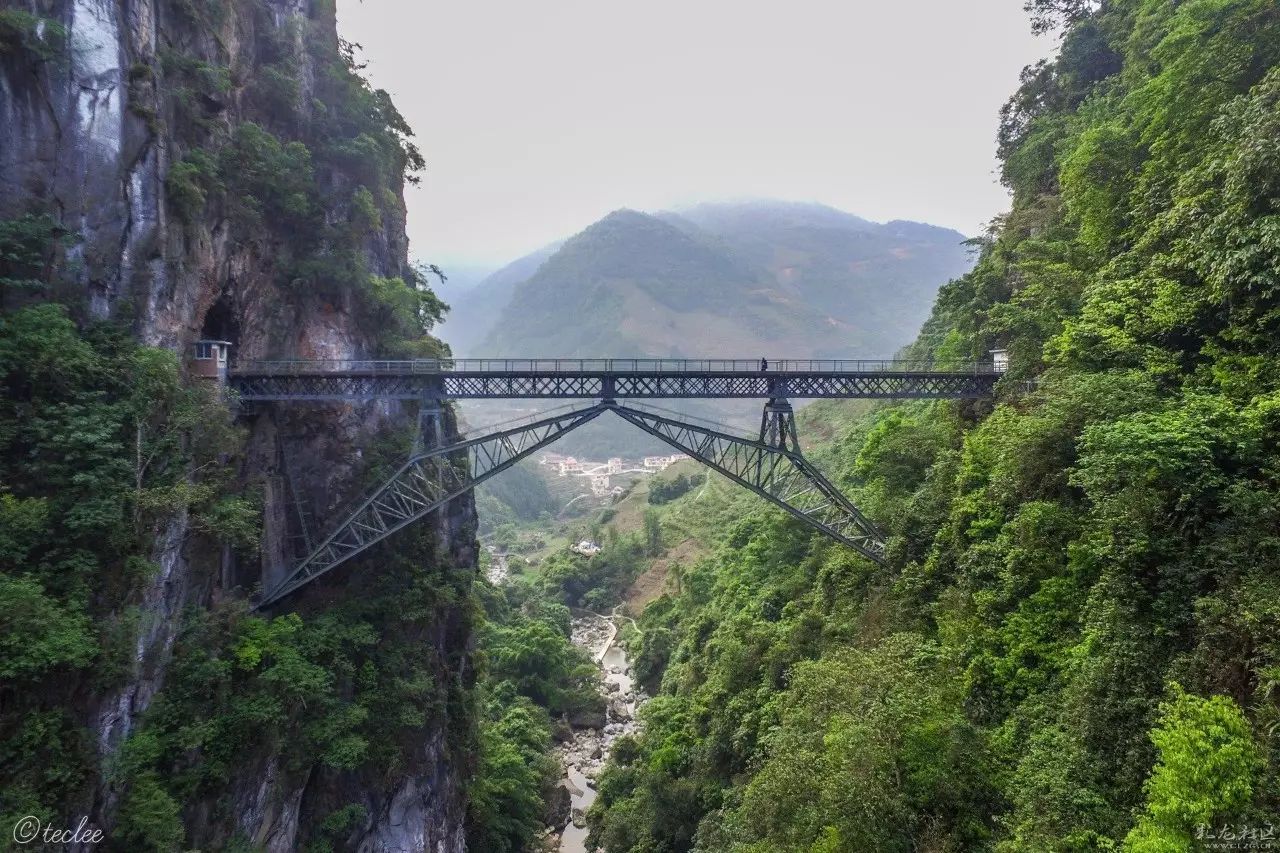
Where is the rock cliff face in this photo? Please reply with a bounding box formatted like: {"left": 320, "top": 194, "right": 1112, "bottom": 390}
{"left": 1, "top": 0, "right": 473, "bottom": 848}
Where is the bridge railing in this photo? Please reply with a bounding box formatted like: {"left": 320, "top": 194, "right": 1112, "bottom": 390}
{"left": 232, "top": 358, "right": 998, "bottom": 376}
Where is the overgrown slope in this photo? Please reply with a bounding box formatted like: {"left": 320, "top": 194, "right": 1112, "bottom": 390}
{"left": 588, "top": 1, "right": 1280, "bottom": 850}
{"left": 0, "top": 0, "right": 471, "bottom": 848}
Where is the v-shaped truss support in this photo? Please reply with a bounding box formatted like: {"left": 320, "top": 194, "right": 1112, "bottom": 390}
{"left": 256, "top": 396, "right": 886, "bottom": 608}
{"left": 256, "top": 403, "right": 607, "bottom": 608}
{"left": 609, "top": 399, "right": 886, "bottom": 564}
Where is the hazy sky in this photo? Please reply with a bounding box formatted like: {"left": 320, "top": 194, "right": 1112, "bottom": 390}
{"left": 336, "top": 0, "right": 1056, "bottom": 268}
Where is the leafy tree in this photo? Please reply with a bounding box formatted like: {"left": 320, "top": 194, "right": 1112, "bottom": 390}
{"left": 1124, "top": 689, "right": 1260, "bottom": 851}
{"left": 643, "top": 509, "right": 663, "bottom": 556}
{"left": 1023, "top": 0, "right": 1096, "bottom": 34}
{"left": 0, "top": 214, "right": 66, "bottom": 299}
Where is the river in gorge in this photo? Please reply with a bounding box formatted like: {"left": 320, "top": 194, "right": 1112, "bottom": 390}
{"left": 486, "top": 546, "right": 647, "bottom": 853}
{"left": 553, "top": 610, "right": 645, "bottom": 853}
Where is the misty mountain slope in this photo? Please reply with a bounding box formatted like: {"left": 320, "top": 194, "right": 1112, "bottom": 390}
{"left": 438, "top": 242, "right": 561, "bottom": 355}
{"left": 673, "top": 202, "right": 974, "bottom": 351}
{"left": 669, "top": 199, "right": 876, "bottom": 236}
{"left": 430, "top": 263, "right": 498, "bottom": 304}
{"left": 477, "top": 202, "right": 972, "bottom": 359}
{"left": 480, "top": 209, "right": 821, "bottom": 356}
{"left": 451, "top": 199, "right": 969, "bottom": 457}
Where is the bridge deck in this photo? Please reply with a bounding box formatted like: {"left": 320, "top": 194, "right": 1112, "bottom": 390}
{"left": 230, "top": 358, "right": 1001, "bottom": 401}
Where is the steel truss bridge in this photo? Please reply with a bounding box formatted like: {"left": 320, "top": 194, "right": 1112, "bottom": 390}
{"left": 232, "top": 358, "right": 998, "bottom": 401}
{"left": 235, "top": 358, "right": 1001, "bottom": 608}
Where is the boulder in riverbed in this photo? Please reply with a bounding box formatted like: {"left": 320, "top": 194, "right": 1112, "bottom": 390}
{"left": 552, "top": 717, "right": 576, "bottom": 742}
{"left": 568, "top": 705, "right": 606, "bottom": 730}
{"left": 543, "top": 783, "right": 572, "bottom": 828}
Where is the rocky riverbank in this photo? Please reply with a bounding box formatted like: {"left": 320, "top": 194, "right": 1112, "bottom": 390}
{"left": 484, "top": 545, "right": 510, "bottom": 584}
{"left": 548, "top": 611, "right": 648, "bottom": 853}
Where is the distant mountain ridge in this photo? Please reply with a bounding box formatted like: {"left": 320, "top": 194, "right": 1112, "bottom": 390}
{"left": 440, "top": 200, "right": 972, "bottom": 360}
{"left": 481, "top": 209, "right": 796, "bottom": 357}
{"left": 438, "top": 242, "right": 562, "bottom": 355}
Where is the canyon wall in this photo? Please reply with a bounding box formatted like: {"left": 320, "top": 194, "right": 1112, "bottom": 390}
{"left": 1, "top": 0, "right": 474, "bottom": 848}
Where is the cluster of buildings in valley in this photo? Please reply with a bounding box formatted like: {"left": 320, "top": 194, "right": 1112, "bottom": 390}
{"left": 538, "top": 451, "right": 691, "bottom": 496}
{"left": 570, "top": 540, "right": 603, "bottom": 557}
{"left": 539, "top": 452, "right": 691, "bottom": 477}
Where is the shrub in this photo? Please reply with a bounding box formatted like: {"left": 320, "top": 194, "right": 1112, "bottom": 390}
{"left": 0, "top": 214, "right": 66, "bottom": 296}
{"left": 1124, "top": 689, "right": 1260, "bottom": 850}
{"left": 165, "top": 150, "right": 220, "bottom": 223}
{"left": 115, "top": 773, "right": 184, "bottom": 849}
{"left": 218, "top": 123, "right": 317, "bottom": 231}
{"left": 0, "top": 10, "right": 65, "bottom": 61}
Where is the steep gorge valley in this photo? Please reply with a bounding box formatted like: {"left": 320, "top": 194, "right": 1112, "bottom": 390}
{"left": 2, "top": 0, "right": 1280, "bottom": 851}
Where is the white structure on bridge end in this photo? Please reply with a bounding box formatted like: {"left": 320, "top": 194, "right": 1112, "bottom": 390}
{"left": 191, "top": 340, "right": 232, "bottom": 381}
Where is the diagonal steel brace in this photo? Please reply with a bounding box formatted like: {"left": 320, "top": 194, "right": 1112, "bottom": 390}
{"left": 609, "top": 400, "right": 886, "bottom": 564}
{"left": 255, "top": 403, "right": 607, "bottom": 608}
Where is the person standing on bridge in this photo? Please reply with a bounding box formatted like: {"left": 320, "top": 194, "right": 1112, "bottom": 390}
{"left": 760, "top": 357, "right": 768, "bottom": 372}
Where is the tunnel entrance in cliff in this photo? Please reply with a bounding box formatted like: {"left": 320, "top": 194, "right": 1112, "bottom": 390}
{"left": 200, "top": 292, "right": 241, "bottom": 362}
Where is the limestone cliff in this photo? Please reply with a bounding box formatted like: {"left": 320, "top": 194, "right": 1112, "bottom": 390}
{"left": 0, "top": 0, "right": 473, "bottom": 848}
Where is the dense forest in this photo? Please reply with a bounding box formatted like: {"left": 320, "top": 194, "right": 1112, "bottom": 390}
{"left": 586, "top": 0, "right": 1280, "bottom": 850}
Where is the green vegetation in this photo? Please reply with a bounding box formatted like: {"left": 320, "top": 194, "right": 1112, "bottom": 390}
{"left": 0, "top": 0, "right": 456, "bottom": 840}
{"left": 157, "top": 10, "right": 444, "bottom": 358}
{"left": 114, "top": 542, "right": 469, "bottom": 845}
{"left": 164, "top": 149, "right": 221, "bottom": 223}
{"left": 588, "top": 2, "right": 1280, "bottom": 849}
{"left": 1125, "top": 688, "right": 1260, "bottom": 850}
{"left": 466, "top": 570, "right": 602, "bottom": 851}
{"left": 0, "top": 10, "right": 65, "bottom": 62}
{"left": 541, "top": 534, "right": 648, "bottom": 612}
{"left": 160, "top": 48, "right": 232, "bottom": 136}
{"left": 648, "top": 472, "right": 705, "bottom": 505}
{"left": 4, "top": 0, "right": 1278, "bottom": 847}
{"left": 475, "top": 461, "right": 558, "bottom": 534}
{"left": 0, "top": 302, "right": 250, "bottom": 834}
{"left": 0, "top": 380, "right": 478, "bottom": 852}
{"left": 0, "top": 214, "right": 67, "bottom": 301}
{"left": 218, "top": 122, "right": 317, "bottom": 230}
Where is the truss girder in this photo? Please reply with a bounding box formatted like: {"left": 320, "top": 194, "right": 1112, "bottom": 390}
{"left": 255, "top": 392, "right": 897, "bottom": 607}
{"left": 609, "top": 403, "right": 886, "bottom": 564}
{"left": 230, "top": 371, "right": 996, "bottom": 402}
{"left": 255, "top": 404, "right": 607, "bottom": 608}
